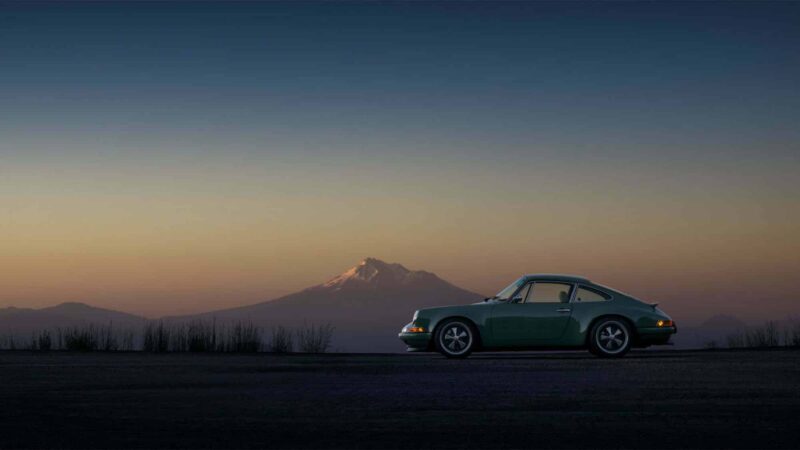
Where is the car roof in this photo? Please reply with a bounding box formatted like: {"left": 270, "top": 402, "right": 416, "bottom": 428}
{"left": 522, "top": 273, "right": 591, "bottom": 283}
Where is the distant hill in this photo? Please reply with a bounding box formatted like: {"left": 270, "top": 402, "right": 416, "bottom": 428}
{"left": 0, "top": 302, "right": 146, "bottom": 337}
{"left": 167, "top": 258, "right": 485, "bottom": 351}
{"left": 671, "top": 314, "right": 749, "bottom": 349}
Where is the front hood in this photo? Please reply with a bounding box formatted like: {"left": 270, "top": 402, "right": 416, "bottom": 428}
{"left": 472, "top": 299, "right": 504, "bottom": 305}
{"left": 418, "top": 300, "right": 492, "bottom": 315}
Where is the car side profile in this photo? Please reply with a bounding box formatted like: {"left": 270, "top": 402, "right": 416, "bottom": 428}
{"left": 398, "top": 274, "right": 676, "bottom": 358}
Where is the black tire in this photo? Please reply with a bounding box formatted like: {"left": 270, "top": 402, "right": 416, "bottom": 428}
{"left": 589, "top": 318, "right": 632, "bottom": 358}
{"left": 434, "top": 319, "right": 476, "bottom": 359}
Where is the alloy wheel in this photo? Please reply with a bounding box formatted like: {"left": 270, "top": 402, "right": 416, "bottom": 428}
{"left": 596, "top": 320, "right": 629, "bottom": 355}
{"left": 439, "top": 322, "right": 473, "bottom": 356}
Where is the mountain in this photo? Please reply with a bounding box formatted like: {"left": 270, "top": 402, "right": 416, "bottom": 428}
{"left": 671, "top": 314, "right": 749, "bottom": 349}
{"left": 0, "top": 302, "right": 146, "bottom": 336}
{"left": 0, "top": 259, "right": 482, "bottom": 351}
{"left": 171, "top": 258, "right": 485, "bottom": 352}
{"left": 699, "top": 315, "right": 748, "bottom": 332}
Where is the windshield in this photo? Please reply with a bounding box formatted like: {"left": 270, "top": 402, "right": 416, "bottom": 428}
{"left": 493, "top": 277, "right": 525, "bottom": 301}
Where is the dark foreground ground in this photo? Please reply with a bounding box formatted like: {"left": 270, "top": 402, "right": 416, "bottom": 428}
{"left": 1, "top": 349, "right": 799, "bottom": 449}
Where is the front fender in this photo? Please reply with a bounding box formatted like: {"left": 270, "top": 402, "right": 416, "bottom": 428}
{"left": 412, "top": 303, "right": 495, "bottom": 346}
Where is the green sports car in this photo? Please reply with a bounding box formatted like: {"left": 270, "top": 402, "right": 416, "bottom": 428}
{"left": 398, "top": 274, "right": 676, "bottom": 358}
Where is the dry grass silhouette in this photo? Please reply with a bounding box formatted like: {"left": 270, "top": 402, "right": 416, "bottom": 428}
{"left": 8, "top": 320, "right": 335, "bottom": 353}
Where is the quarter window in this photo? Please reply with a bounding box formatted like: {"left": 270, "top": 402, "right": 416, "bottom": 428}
{"left": 495, "top": 277, "right": 526, "bottom": 301}
{"left": 575, "top": 286, "right": 611, "bottom": 302}
{"left": 512, "top": 283, "right": 532, "bottom": 303}
{"left": 527, "top": 282, "right": 573, "bottom": 303}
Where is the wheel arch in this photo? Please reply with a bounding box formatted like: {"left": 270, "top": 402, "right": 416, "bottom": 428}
{"left": 585, "top": 314, "right": 638, "bottom": 346}
{"left": 432, "top": 316, "right": 483, "bottom": 349}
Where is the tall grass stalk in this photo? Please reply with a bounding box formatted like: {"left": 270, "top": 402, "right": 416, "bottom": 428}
{"left": 225, "top": 321, "right": 261, "bottom": 352}
{"left": 269, "top": 326, "right": 293, "bottom": 353}
{"left": 296, "top": 323, "right": 335, "bottom": 353}
{"left": 33, "top": 330, "right": 52, "bottom": 351}
{"left": 143, "top": 321, "right": 170, "bottom": 352}
{"left": 789, "top": 322, "right": 800, "bottom": 347}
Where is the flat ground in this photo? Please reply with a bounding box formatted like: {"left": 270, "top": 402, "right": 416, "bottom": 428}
{"left": 1, "top": 349, "right": 799, "bottom": 449}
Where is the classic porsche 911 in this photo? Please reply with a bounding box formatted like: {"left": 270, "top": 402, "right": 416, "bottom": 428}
{"left": 398, "top": 274, "right": 676, "bottom": 358}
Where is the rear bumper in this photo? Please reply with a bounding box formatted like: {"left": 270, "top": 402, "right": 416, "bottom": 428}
{"left": 636, "top": 326, "right": 677, "bottom": 346}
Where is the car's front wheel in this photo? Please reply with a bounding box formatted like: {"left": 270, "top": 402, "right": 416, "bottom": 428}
{"left": 435, "top": 319, "right": 476, "bottom": 359}
{"left": 589, "top": 318, "right": 632, "bottom": 358}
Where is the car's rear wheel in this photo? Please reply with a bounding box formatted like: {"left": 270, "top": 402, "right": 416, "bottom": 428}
{"left": 589, "top": 318, "right": 632, "bottom": 358}
{"left": 435, "top": 319, "right": 476, "bottom": 359}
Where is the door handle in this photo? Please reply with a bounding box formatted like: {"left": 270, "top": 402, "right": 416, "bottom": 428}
{"left": 556, "top": 308, "right": 571, "bottom": 313}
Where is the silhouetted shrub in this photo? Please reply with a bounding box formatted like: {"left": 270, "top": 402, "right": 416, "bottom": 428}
{"left": 268, "top": 326, "right": 293, "bottom": 353}
{"left": 765, "top": 321, "right": 780, "bottom": 346}
{"left": 0, "top": 335, "right": 18, "bottom": 350}
{"left": 296, "top": 324, "right": 334, "bottom": 353}
{"left": 224, "top": 321, "right": 261, "bottom": 352}
{"left": 98, "top": 323, "right": 118, "bottom": 351}
{"left": 54, "top": 329, "right": 64, "bottom": 349}
{"left": 726, "top": 332, "right": 745, "bottom": 348}
{"left": 119, "top": 329, "right": 136, "bottom": 351}
{"left": 746, "top": 321, "right": 780, "bottom": 347}
{"left": 143, "top": 321, "right": 170, "bottom": 352}
{"left": 62, "top": 326, "right": 99, "bottom": 351}
{"left": 789, "top": 323, "right": 800, "bottom": 347}
{"left": 154, "top": 320, "right": 219, "bottom": 352}
{"left": 168, "top": 323, "right": 187, "bottom": 351}
{"left": 187, "top": 320, "right": 217, "bottom": 352}
{"left": 35, "top": 330, "right": 52, "bottom": 351}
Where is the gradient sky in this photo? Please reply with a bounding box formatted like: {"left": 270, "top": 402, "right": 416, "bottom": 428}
{"left": 1, "top": 2, "right": 798, "bottom": 322}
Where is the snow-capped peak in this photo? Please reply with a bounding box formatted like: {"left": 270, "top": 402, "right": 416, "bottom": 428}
{"left": 321, "top": 258, "right": 417, "bottom": 290}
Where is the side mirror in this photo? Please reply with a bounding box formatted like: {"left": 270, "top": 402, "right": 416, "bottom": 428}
{"left": 511, "top": 297, "right": 524, "bottom": 303}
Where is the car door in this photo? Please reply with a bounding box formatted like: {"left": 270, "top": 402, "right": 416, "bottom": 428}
{"left": 489, "top": 281, "right": 575, "bottom": 347}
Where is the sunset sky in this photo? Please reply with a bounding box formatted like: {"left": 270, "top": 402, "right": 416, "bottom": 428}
{"left": 1, "top": 2, "right": 798, "bottom": 322}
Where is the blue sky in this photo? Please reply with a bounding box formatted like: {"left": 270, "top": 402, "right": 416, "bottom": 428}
{"left": 3, "top": 2, "right": 798, "bottom": 162}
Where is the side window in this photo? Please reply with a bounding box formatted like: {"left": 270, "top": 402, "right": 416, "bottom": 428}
{"left": 527, "top": 282, "right": 573, "bottom": 303}
{"left": 512, "top": 283, "right": 532, "bottom": 303}
{"left": 575, "top": 286, "right": 611, "bottom": 303}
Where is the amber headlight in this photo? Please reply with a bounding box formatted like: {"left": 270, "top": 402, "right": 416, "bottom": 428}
{"left": 403, "top": 325, "right": 426, "bottom": 333}
{"left": 657, "top": 320, "right": 674, "bottom": 327}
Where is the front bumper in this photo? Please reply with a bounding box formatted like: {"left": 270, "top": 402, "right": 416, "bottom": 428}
{"left": 398, "top": 330, "right": 432, "bottom": 350}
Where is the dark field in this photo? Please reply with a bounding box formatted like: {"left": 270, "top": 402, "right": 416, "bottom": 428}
{"left": 1, "top": 350, "right": 799, "bottom": 449}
